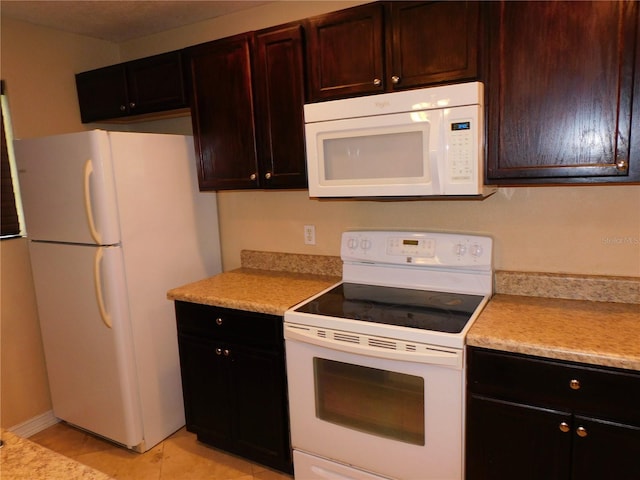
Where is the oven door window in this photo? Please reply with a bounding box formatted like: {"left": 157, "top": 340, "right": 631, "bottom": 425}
{"left": 314, "top": 358, "right": 425, "bottom": 445}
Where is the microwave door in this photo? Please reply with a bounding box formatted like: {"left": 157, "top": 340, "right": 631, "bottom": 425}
{"left": 306, "top": 110, "right": 443, "bottom": 197}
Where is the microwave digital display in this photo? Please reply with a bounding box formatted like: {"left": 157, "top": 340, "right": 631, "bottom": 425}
{"left": 451, "top": 122, "right": 471, "bottom": 131}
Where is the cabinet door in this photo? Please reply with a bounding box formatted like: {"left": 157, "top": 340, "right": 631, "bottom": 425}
{"left": 254, "top": 24, "right": 307, "bottom": 189}
{"left": 125, "top": 51, "right": 187, "bottom": 116}
{"left": 75, "top": 64, "right": 128, "bottom": 123}
{"left": 387, "top": 1, "right": 479, "bottom": 90}
{"left": 177, "top": 335, "right": 232, "bottom": 443}
{"left": 466, "top": 395, "right": 572, "bottom": 480}
{"left": 187, "top": 34, "right": 259, "bottom": 190}
{"left": 306, "top": 3, "right": 385, "bottom": 101}
{"left": 230, "top": 344, "right": 292, "bottom": 473}
{"left": 486, "top": 1, "right": 639, "bottom": 184}
{"left": 571, "top": 415, "right": 640, "bottom": 480}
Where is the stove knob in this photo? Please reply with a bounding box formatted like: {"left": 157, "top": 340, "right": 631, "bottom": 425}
{"left": 470, "top": 244, "right": 483, "bottom": 257}
{"left": 360, "top": 238, "right": 372, "bottom": 251}
{"left": 454, "top": 243, "right": 467, "bottom": 256}
{"left": 347, "top": 237, "right": 359, "bottom": 250}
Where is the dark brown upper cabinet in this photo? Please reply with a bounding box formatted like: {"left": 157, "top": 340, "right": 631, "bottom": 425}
{"left": 186, "top": 25, "right": 307, "bottom": 191}
{"left": 253, "top": 24, "right": 307, "bottom": 189}
{"left": 75, "top": 51, "right": 188, "bottom": 123}
{"left": 305, "top": 1, "right": 480, "bottom": 102}
{"left": 485, "top": 1, "right": 640, "bottom": 185}
{"left": 187, "top": 34, "right": 258, "bottom": 191}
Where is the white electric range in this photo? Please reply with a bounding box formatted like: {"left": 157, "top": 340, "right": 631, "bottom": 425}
{"left": 284, "top": 230, "right": 493, "bottom": 480}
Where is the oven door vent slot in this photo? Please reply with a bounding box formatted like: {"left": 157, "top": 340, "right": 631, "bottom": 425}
{"left": 317, "top": 330, "right": 327, "bottom": 338}
{"left": 368, "top": 338, "right": 397, "bottom": 350}
{"left": 333, "top": 332, "right": 360, "bottom": 344}
{"left": 406, "top": 344, "right": 417, "bottom": 352}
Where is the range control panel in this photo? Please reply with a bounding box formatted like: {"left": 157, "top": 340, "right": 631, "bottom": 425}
{"left": 341, "top": 230, "right": 492, "bottom": 270}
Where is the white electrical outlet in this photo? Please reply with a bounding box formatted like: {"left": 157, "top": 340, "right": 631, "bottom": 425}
{"left": 304, "top": 225, "right": 316, "bottom": 245}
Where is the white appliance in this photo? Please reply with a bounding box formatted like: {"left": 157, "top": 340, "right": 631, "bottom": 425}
{"left": 15, "top": 130, "right": 221, "bottom": 452}
{"left": 304, "top": 82, "right": 495, "bottom": 198}
{"left": 284, "top": 230, "right": 493, "bottom": 480}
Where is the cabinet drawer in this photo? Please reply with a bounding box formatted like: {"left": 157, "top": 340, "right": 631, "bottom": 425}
{"left": 175, "top": 301, "right": 282, "bottom": 347}
{"left": 467, "top": 347, "right": 640, "bottom": 424}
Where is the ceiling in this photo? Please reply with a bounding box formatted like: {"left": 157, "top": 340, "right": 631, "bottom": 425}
{"left": 1, "top": 1, "right": 271, "bottom": 42}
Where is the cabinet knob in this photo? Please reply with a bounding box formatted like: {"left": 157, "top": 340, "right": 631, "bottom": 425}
{"left": 119, "top": 105, "right": 126, "bottom": 111}
{"left": 373, "top": 78, "right": 382, "bottom": 86}
{"left": 576, "top": 426, "right": 588, "bottom": 438}
{"left": 616, "top": 159, "right": 628, "bottom": 171}
{"left": 250, "top": 173, "right": 257, "bottom": 181}
{"left": 215, "top": 317, "right": 223, "bottom": 326}
{"left": 223, "top": 349, "right": 230, "bottom": 357}
{"left": 391, "top": 75, "right": 400, "bottom": 84}
{"left": 569, "top": 379, "right": 581, "bottom": 390}
{"left": 215, "top": 347, "right": 222, "bottom": 355}
{"left": 559, "top": 422, "right": 570, "bottom": 433}
{"left": 129, "top": 102, "right": 136, "bottom": 109}
{"left": 265, "top": 172, "right": 272, "bottom": 180}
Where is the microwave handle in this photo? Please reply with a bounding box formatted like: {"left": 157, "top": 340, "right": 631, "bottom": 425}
{"left": 430, "top": 149, "right": 442, "bottom": 195}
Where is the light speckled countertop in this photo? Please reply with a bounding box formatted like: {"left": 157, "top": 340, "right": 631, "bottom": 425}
{"left": 167, "top": 250, "right": 341, "bottom": 315}
{"left": 0, "top": 429, "right": 113, "bottom": 480}
{"left": 467, "top": 294, "right": 640, "bottom": 371}
{"left": 168, "top": 250, "right": 640, "bottom": 371}
{"left": 167, "top": 267, "right": 340, "bottom": 315}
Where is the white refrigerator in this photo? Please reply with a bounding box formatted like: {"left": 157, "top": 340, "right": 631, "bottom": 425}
{"left": 15, "top": 130, "right": 221, "bottom": 452}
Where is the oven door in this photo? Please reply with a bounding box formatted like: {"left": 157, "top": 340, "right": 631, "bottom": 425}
{"left": 284, "top": 324, "right": 464, "bottom": 480}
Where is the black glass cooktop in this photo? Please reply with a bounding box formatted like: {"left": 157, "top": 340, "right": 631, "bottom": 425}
{"left": 295, "top": 282, "right": 485, "bottom": 334}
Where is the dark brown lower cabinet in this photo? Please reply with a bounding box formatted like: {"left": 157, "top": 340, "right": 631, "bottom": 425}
{"left": 174, "top": 301, "right": 292, "bottom": 474}
{"left": 466, "top": 347, "right": 640, "bottom": 480}
{"left": 467, "top": 395, "right": 572, "bottom": 479}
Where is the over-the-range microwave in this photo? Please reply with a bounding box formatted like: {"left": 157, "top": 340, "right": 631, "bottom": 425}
{"left": 304, "top": 81, "right": 496, "bottom": 198}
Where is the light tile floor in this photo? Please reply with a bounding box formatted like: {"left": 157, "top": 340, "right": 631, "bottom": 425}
{"left": 29, "top": 423, "right": 293, "bottom": 480}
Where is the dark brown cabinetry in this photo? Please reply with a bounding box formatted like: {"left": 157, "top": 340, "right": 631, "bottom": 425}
{"left": 75, "top": 51, "right": 188, "bottom": 123}
{"left": 174, "top": 301, "right": 292, "bottom": 474}
{"left": 186, "top": 24, "right": 307, "bottom": 191}
{"left": 466, "top": 347, "right": 640, "bottom": 480}
{"left": 485, "top": 1, "right": 640, "bottom": 184}
{"left": 305, "top": 1, "right": 480, "bottom": 101}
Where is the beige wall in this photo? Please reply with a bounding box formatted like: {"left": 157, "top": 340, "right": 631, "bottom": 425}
{"left": 0, "top": 238, "right": 51, "bottom": 427}
{"left": 0, "top": 17, "right": 120, "bottom": 428}
{"left": 1, "top": 0, "right": 638, "bottom": 429}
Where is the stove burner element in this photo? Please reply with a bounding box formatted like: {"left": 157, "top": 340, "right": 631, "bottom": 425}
{"left": 296, "top": 283, "right": 484, "bottom": 334}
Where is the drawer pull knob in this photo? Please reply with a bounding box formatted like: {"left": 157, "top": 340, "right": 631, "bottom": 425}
{"left": 576, "top": 426, "right": 588, "bottom": 438}
{"left": 559, "top": 422, "right": 570, "bottom": 433}
{"left": 215, "top": 317, "right": 223, "bottom": 326}
{"left": 215, "top": 348, "right": 222, "bottom": 355}
{"left": 223, "top": 349, "right": 230, "bottom": 356}
{"left": 569, "top": 379, "right": 581, "bottom": 390}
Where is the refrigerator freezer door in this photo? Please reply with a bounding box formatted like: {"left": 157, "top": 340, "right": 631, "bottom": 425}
{"left": 15, "top": 130, "right": 121, "bottom": 245}
{"left": 29, "top": 241, "right": 143, "bottom": 448}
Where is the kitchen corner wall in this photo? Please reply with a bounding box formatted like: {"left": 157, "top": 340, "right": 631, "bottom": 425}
{"left": 1, "top": 1, "right": 638, "bottom": 430}
{"left": 0, "top": 16, "right": 120, "bottom": 428}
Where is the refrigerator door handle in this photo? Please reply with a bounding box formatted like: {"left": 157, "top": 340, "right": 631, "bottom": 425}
{"left": 84, "top": 159, "right": 102, "bottom": 245}
{"left": 94, "top": 248, "right": 112, "bottom": 329}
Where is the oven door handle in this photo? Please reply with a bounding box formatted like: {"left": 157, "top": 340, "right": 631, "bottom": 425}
{"left": 284, "top": 324, "right": 462, "bottom": 368}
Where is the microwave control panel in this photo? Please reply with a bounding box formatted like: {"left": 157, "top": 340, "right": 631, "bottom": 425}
{"left": 447, "top": 119, "right": 475, "bottom": 183}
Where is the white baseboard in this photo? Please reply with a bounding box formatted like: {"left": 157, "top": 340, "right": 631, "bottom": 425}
{"left": 9, "top": 410, "right": 59, "bottom": 438}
